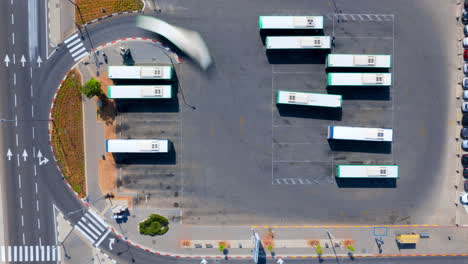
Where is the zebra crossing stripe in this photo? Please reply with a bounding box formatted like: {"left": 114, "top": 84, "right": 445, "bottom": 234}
{"left": 85, "top": 217, "right": 103, "bottom": 235}
{"left": 69, "top": 41, "right": 84, "bottom": 53}
{"left": 52, "top": 246, "right": 55, "bottom": 261}
{"left": 64, "top": 33, "right": 78, "bottom": 44}
{"left": 85, "top": 213, "right": 106, "bottom": 232}
{"left": 74, "top": 51, "right": 89, "bottom": 61}
{"left": 8, "top": 246, "right": 11, "bottom": 262}
{"left": 95, "top": 228, "right": 112, "bottom": 247}
{"left": 78, "top": 221, "right": 99, "bottom": 240}
{"left": 71, "top": 47, "right": 86, "bottom": 58}
{"left": 1, "top": 245, "right": 5, "bottom": 262}
{"left": 76, "top": 223, "right": 96, "bottom": 243}
{"left": 89, "top": 209, "right": 109, "bottom": 229}
{"left": 30, "top": 246, "right": 34, "bottom": 262}
{"left": 18, "top": 246, "right": 22, "bottom": 262}
{"left": 13, "top": 246, "right": 17, "bottom": 262}
{"left": 66, "top": 38, "right": 81, "bottom": 49}
{"left": 35, "top": 246, "right": 39, "bottom": 261}
{"left": 24, "top": 246, "right": 28, "bottom": 262}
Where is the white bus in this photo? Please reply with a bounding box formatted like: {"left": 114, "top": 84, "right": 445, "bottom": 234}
{"left": 277, "top": 90, "right": 342, "bottom": 108}
{"left": 259, "top": 16, "right": 324, "bottom": 30}
{"left": 326, "top": 54, "right": 392, "bottom": 69}
{"left": 327, "top": 73, "right": 392, "bottom": 86}
{"left": 108, "top": 66, "right": 172, "bottom": 80}
{"left": 266, "top": 36, "right": 331, "bottom": 50}
{"left": 106, "top": 139, "right": 169, "bottom": 153}
{"left": 327, "top": 126, "right": 393, "bottom": 142}
{"left": 108, "top": 85, "right": 172, "bottom": 99}
{"left": 336, "top": 165, "right": 399, "bottom": 179}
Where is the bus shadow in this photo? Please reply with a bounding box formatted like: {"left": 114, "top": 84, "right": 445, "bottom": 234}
{"left": 336, "top": 178, "right": 397, "bottom": 188}
{"left": 277, "top": 104, "right": 342, "bottom": 121}
{"left": 328, "top": 140, "right": 392, "bottom": 154}
{"left": 112, "top": 151, "right": 176, "bottom": 165}
{"left": 259, "top": 29, "right": 324, "bottom": 45}
{"left": 327, "top": 86, "right": 390, "bottom": 100}
{"left": 266, "top": 50, "right": 329, "bottom": 64}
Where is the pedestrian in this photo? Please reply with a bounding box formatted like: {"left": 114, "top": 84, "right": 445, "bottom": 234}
{"left": 102, "top": 52, "right": 108, "bottom": 64}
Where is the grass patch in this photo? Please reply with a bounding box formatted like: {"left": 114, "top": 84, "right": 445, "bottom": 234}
{"left": 75, "top": 0, "right": 143, "bottom": 25}
{"left": 51, "top": 69, "right": 86, "bottom": 197}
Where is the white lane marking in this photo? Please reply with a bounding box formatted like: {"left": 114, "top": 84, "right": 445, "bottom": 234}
{"left": 67, "top": 39, "right": 82, "bottom": 50}
{"left": 88, "top": 209, "right": 108, "bottom": 229}
{"left": 70, "top": 47, "right": 86, "bottom": 58}
{"left": 74, "top": 51, "right": 89, "bottom": 61}
{"left": 21, "top": 215, "right": 24, "bottom": 226}
{"left": 46, "top": 246, "right": 50, "bottom": 261}
{"left": 31, "top": 105, "right": 34, "bottom": 117}
{"left": 34, "top": 164, "right": 37, "bottom": 176}
{"left": 0, "top": 246, "right": 4, "bottom": 262}
{"left": 14, "top": 94, "right": 16, "bottom": 107}
{"left": 22, "top": 234, "right": 25, "bottom": 246}
{"left": 18, "top": 174, "right": 21, "bottom": 189}
{"left": 32, "top": 126, "right": 35, "bottom": 139}
{"left": 63, "top": 33, "right": 78, "bottom": 44}
{"left": 13, "top": 72, "right": 16, "bottom": 85}
{"left": 39, "top": 237, "right": 42, "bottom": 246}
{"left": 11, "top": 14, "right": 14, "bottom": 24}
{"left": 30, "top": 84, "right": 33, "bottom": 97}
{"left": 16, "top": 134, "right": 18, "bottom": 146}
{"left": 11, "top": 0, "right": 12, "bottom": 5}
{"left": 19, "top": 196, "right": 22, "bottom": 208}
{"left": 15, "top": 115, "right": 17, "bottom": 127}
{"left": 36, "top": 200, "right": 39, "bottom": 211}
{"left": 12, "top": 32, "right": 14, "bottom": 45}
{"left": 30, "top": 67, "right": 32, "bottom": 78}
{"left": 37, "top": 218, "right": 41, "bottom": 229}
{"left": 77, "top": 221, "right": 98, "bottom": 240}
{"left": 16, "top": 154, "right": 19, "bottom": 166}
{"left": 85, "top": 213, "right": 105, "bottom": 232}
{"left": 13, "top": 246, "right": 16, "bottom": 262}
{"left": 75, "top": 224, "right": 95, "bottom": 243}
{"left": 13, "top": 53, "right": 15, "bottom": 64}
{"left": 94, "top": 228, "right": 111, "bottom": 247}
{"left": 35, "top": 182, "right": 38, "bottom": 193}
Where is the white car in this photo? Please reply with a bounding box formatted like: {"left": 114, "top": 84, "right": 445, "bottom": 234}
{"left": 463, "top": 140, "right": 468, "bottom": 150}
{"left": 464, "top": 37, "right": 468, "bottom": 48}
{"left": 464, "top": 64, "right": 468, "bottom": 75}
{"left": 464, "top": 91, "right": 468, "bottom": 100}
{"left": 461, "top": 193, "right": 468, "bottom": 204}
{"left": 462, "top": 102, "right": 468, "bottom": 113}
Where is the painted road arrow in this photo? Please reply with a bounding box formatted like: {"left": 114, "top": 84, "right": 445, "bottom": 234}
{"left": 20, "top": 55, "right": 26, "bottom": 67}
{"left": 200, "top": 259, "right": 207, "bottom": 264}
{"left": 6, "top": 149, "right": 12, "bottom": 160}
{"left": 277, "top": 258, "right": 284, "bottom": 264}
{"left": 108, "top": 238, "right": 115, "bottom": 250}
{"left": 36, "top": 56, "right": 42, "bottom": 67}
{"left": 22, "top": 149, "right": 28, "bottom": 161}
{"left": 4, "top": 55, "right": 10, "bottom": 67}
{"left": 37, "top": 150, "right": 49, "bottom": 165}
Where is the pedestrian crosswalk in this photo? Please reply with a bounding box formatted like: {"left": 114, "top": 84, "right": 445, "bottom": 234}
{"left": 64, "top": 33, "right": 89, "bottom": 62}
{"left": 0, "top": 245, "right": 60, "bottom": 262}
{"left": 76, "top": 210, "right": 111, "bottom": 247}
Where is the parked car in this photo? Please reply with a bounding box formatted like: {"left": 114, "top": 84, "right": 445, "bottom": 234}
{"left": 462, "top": 154, "right": 468, "bottom": 165}
{"left": 462, "top": 140, "right": 468, "bottom": 150}
{"left": 464, "top": 64, "right": 468, "bottom": 75}
{"left": 462, "top": 128, "right": 468, "bottom": 139}
{"left": 463, "top": 11, "right": 468, "bottom": 24}
{"left": 463, "top": 115, "right": 468, "bottom": 126}
{"left": 464, "top": 37, "right": 468, "bottom": 48}
{"left": 464, "top": 50, "right": 468, "bottom": 60}
{"left": 465, "top": 181, "right": 468, "bottom": 192}
{"left": 461, "top": 193, "right": 468, "bottom": 204}
{"left": 462, "top": 102, "right": 468, "bottom": 113}
{"left": 465, "top": 25, "right": 468, "bottom": 36}
{"left": 464, "top": 91, "right": 468, "bottom": 100}
{"left": 463, "top": 78, "right": 468, "bottom": 89}
{"left": 464, "top": 167, "right": 468, "bottom": 178}
{"left": 465, "top": 0, "right": 468, "bottom": 9}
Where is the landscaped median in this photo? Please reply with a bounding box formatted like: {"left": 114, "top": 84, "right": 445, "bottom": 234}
{"left": 50, "top": 69, "right": 86, "bottom": 197}
{"left": 76, "top": 0, "right": 144, "bottom": 25}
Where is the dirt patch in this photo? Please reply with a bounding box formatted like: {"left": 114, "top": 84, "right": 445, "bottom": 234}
{"left": 51, "top": 69, "right": 86, "bottom": 196}
{"left": 75, "top": 0, "right": 143, "bottom": 25}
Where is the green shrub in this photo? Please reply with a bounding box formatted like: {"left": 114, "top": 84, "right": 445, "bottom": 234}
{"left": 139, "top": 214, "right": 170, "bottom": 236}
{"left": 81, "top": 78, "right": 102, "bottom": 98}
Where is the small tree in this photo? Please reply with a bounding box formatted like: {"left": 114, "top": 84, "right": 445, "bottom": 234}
{"left": 139, "top": 214, "right": 169, "bottom": 236}
{"left": 81, "top": 78, "right": 102, "bottom": 98}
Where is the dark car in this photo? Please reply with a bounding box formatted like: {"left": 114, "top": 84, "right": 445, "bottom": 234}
{"left": 463, "top": 116, "right": 468, "bottom": 126}
{"left": 462, "top": 128, "right": 468, "bottom": 139}
{"left": 464, "top": 167, "right": 468, "bottom": 178}
{"left": 465, "top": 50, "right": 468, "bottom": 60}
{"left": 463, "top": 11, "right": 468, "bottom": 24}
{"left": 462, "top": 154, "right": 468, "bottom": 165}
{"left": 465, "top": 181, "right": 468, "bottom": 192}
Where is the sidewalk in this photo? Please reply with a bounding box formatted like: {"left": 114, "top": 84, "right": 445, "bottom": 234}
{"left": 48, "top": 0, "right": 76, "bottom": 55}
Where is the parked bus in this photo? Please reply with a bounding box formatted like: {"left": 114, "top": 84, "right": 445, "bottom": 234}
{"left": 106, "top": 139, "right": 169, "bottom": 153}
{"left": 326, "top": 54, "right": 392, "bottom": 69}
{"left": 259, "top": 16, "right": 324, "bottom": 30}
{"left": 327, "top": 126, "right": 393, "bottom": 142}
{"left": 335, "top": 165, "right": 399, "bottom": 179}
{"left": 277, "top": 90, "right": 342, "bottom": 108}
{"left": 108, "top": 85, "right": 172, "bottom": 99}
{"left": 327, "top": 73, "right": 392, "bottom": 86}
{"left": 107, "top": 66, "right": 172, "bottom": 80}
{"left": 266, "top": 36, "right": 331, "bottom": 50}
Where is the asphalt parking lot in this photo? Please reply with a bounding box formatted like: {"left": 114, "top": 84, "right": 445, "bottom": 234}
{"left": 110, "top": 0, "right": 455, "bottom": 225}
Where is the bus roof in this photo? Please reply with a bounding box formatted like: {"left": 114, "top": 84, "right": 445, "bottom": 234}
{"left": 326, "top": 54, "right": 392, "bottom": 68}
{"left": 328, "top": 126, "right": 393, "bottom": 141}
{"left": 327, "top": 73, "right": 392, "bottom": 86}
{"left": 259, "top": 16, "right": 324, "bottom": 29}
{"left": 336, "top": 165, "right": 399, "bottom": 178}
{"left": 108, "top": 85, "right": 172, "bottom": 99}
{"left": 107, "top": 65, "right": 173, "bottom": 79}
{"left": 277, "top": 90, "right": 341, "bottom": 108}
{"left": 266, "top": 36, "right": 331, "bottom": 49}
{"left": 106, "top": 139, "right": 169, "bottom": 153}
